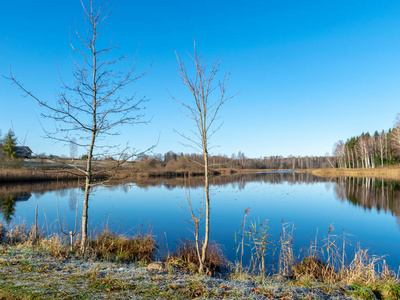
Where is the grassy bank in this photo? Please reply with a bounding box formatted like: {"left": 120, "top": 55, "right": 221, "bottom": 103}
{"left": 0, "top": 168, "right": 86, "bottom": 183}
{"left": 305, "top": 167, "right": 400, "bottom": 180}
{"left": 0, "top": 221, "right": 399, "bottom": 299}
{"left": 0, "top": 245, "right": 360, "bottom": 300}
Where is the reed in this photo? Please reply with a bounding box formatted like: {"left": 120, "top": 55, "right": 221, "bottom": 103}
{"left": 291, "top": 227, "right": 400, "bottom": 299}
{"left": 232, "top": 209, "right": 400, "bottom": 299}
{"left": 234, "top": 208, "right": 276, "bottom": 279}
{"left": 0, "top": 168, "right": 82, "bottom": 183}
{"left": 0, "top": 219, "right": 157, "bottom": 263}
{"left": 278, "top": 220, "right": 295, "bottom": 277}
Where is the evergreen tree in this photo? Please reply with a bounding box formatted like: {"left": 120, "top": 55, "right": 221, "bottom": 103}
{"left": 2, "top": 130, "right": 17, "bottom": 159}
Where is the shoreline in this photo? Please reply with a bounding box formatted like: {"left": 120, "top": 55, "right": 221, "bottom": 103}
{"left": 4, "top": 166, "right": 400, "bottom": 184}
{"left": 300, "top": 167, "right": 400, "bottom": 180}
{"left": 0, "top": 167, "right": 268, "bottom": 183}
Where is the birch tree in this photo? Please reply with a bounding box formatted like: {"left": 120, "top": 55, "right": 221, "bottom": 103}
{"left": 170, "top": 41, "right": 234, "bottom": 273}
{"left": 333, "top": 140, "right": 345, "bottom": 168}
{"left": 377, "top": 130, "right": 387, "bottom": 167}
{"left": 392, "top": 115, "right": 400, "bottom": 159}
{"left": 8, "top": 0, "right": 149, "bottom": 254}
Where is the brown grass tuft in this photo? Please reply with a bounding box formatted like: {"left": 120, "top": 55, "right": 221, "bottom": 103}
{"left": 292, "top": 255, "right": 337, "bottom": 283}
{"left": 88, "top": 229, "right": 156, "bottom": 262}
{"left": 166, "top": 239, "right": 227, "bottom": 274}
{"left": 5, "top": 223, "right": 30, "bottom": 244}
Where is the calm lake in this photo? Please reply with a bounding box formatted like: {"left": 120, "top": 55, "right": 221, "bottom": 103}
{"left": 1, "top": 172, "right": 400, "bottom": 270}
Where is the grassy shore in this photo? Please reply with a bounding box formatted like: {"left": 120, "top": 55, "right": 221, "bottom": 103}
{"left": 0, "top": 245, "right": 360, "bottom": 300}
{"left": 304, "top": 167, "right": 400, "bottom": 180}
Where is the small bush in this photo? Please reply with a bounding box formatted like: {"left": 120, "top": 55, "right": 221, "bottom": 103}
{"left": 292, "top": 255, "right": 337, "bottom": 283}
{"left": 135, "top": 158, "right": 163, "bottom": 170}
{"left": 39, "top": 235, "right": 68, "bottom": 257}
{"left": 166, "top": 239, "right": 227, "bottom": 274}
{"left": 5, "top": 223, "right": 29, "bottom": 245}
{"left": 88, "top": 229, "right": 156, "bottom": 262}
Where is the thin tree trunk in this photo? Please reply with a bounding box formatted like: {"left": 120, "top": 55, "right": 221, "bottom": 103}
{"left": 81, "top": 132, "right": 95, "bottom": 254}
{"left": 81, "top": 27, "right": 98, "bottom": 254}
{"left": 200, "top": 148, "right": 210, "bottom": 273}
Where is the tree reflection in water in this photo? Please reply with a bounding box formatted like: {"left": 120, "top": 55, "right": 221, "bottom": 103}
{"left": 333, "top": 177, "right": 400, "bottom": 226}
{"left": 1, "top": 173, "right": 400, "bottom": 227}
{"left": 0, "top": 193, "right": 31, "bottom": 223}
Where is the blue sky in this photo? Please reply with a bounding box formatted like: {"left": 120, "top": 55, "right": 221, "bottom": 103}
{"left": 1, "top": 0, "right": 400, "bottom": 158}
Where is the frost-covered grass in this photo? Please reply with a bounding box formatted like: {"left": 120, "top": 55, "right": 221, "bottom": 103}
{"left": 0, "top": 245, "right": 362, "bottom": 300}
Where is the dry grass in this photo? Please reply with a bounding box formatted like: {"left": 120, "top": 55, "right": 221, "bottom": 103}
{"left": 1, "top": 222, "right": 51, "bottom": 248}
{"left": 0, "top": 221, "right": 157, "bottom": 263}
{"left": 309, "top": 167, "right": 400, "bottom": 180}
{"left": 292, "top": 255, "right": 337, "bottom": 283}
{"left": 278, "top": 221, "right": 295, "bottom": 277}
{"left": 165, "top": 239, "right": 227, "bottom": 274}
{"left": 289, "top": 230, "right": 400, "bottom": 299}
{"left": 0, "top": 168, "right": 82, "bottom": 183}
{"left": 4, "top": 223, "right": 33, "bottom": 245}
{"left": 1, "top": 162, "right": 263, "bottom": 183}
{"left": 88, "top": 229, "right": 157, "bottom": 262}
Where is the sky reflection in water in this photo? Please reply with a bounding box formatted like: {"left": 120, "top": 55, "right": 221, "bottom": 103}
{"left": 1, "top": 172, "right": 399, "bottom": 270}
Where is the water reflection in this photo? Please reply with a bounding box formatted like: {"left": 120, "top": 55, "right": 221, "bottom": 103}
{"left": 127, "top": 171, "right": 327, "bottom": 191}
{"left": 333, "top": 177, "right": 400, "bottom": 226}
{"left": 1, "top": 172, "right": 400, "bottom": 269}
{"left": 0, "top": 193, "right": 31, "bottom": 223}
{"left": 2, "top": 173, "right": 400, "bottom": 220}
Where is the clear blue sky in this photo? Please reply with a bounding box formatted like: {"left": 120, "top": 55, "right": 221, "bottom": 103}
{"left": 1, "top": 0, "right": 400, "bottom": 158}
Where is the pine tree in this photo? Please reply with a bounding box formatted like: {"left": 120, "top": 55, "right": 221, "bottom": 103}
{"left": 2, "top": 130, "right": 17, "bottom": 159}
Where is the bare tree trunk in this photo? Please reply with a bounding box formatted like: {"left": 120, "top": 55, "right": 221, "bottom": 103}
{"left": 200, "top": 149, "right": 210, "bottom": 272}
{"left": 81, "top": 132, "right": 94, "bottom": 254}
{"left": 81, "top": 178, "right": 91, "bottom": 254}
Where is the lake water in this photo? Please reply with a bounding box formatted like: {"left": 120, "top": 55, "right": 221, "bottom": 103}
{"left": 1, "top": 172, "right": 400, "bottom": 271}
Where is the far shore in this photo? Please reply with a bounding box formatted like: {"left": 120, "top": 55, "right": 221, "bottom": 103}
{"left": 0, "top": 167, "right": 268, "bottom": 183}
{"left": 302, "top": 167, "right": 400, "bottom": 180}
{"left": 3, "top": 166, "right": 400, "bottom": 183}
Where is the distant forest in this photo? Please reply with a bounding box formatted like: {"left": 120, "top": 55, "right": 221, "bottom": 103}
{"left": 332, "top": 130, "right": 396, "bottom": 169}
{"left": 4, "top": 124, "right": 400, "bottom": 170}
{"left": 140, "top": 119, "right": 400, "bottom": 170}
{"left": 135, "top": 151, "right": 334, "bottom": 170}
{"left": 331, "top": 116, "right": 400, "bottom": 169}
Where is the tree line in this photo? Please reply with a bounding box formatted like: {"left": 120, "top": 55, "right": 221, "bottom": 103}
{"left": 136, "top": 151, "right": 338, "bottom": 170}
{"left": 333, "top": 116, "right": 400, "bottom": 169}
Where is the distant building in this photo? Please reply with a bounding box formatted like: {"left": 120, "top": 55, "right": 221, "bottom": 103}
{"left": 16, "top": 146, "right": 33, "bottom": 158}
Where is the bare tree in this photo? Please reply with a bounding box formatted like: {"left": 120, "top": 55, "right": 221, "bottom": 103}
{"left": 170, "top": 41, "right": 234, "bottom": 273}
{"left": 333, "top": 140, "right": 345, "bottom": 168}
{"left": 8, "top": 0, "right": 149, "bottom": 254}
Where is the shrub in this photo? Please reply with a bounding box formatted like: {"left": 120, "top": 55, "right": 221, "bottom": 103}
{"left": 292, "top": 255, "right": 337, "bottom": 282}
{"left": 88, "top": 229, "right": 156, "bottom": 262}
{"left": 166, "top": 239, "right": 227, "bottom": 274}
